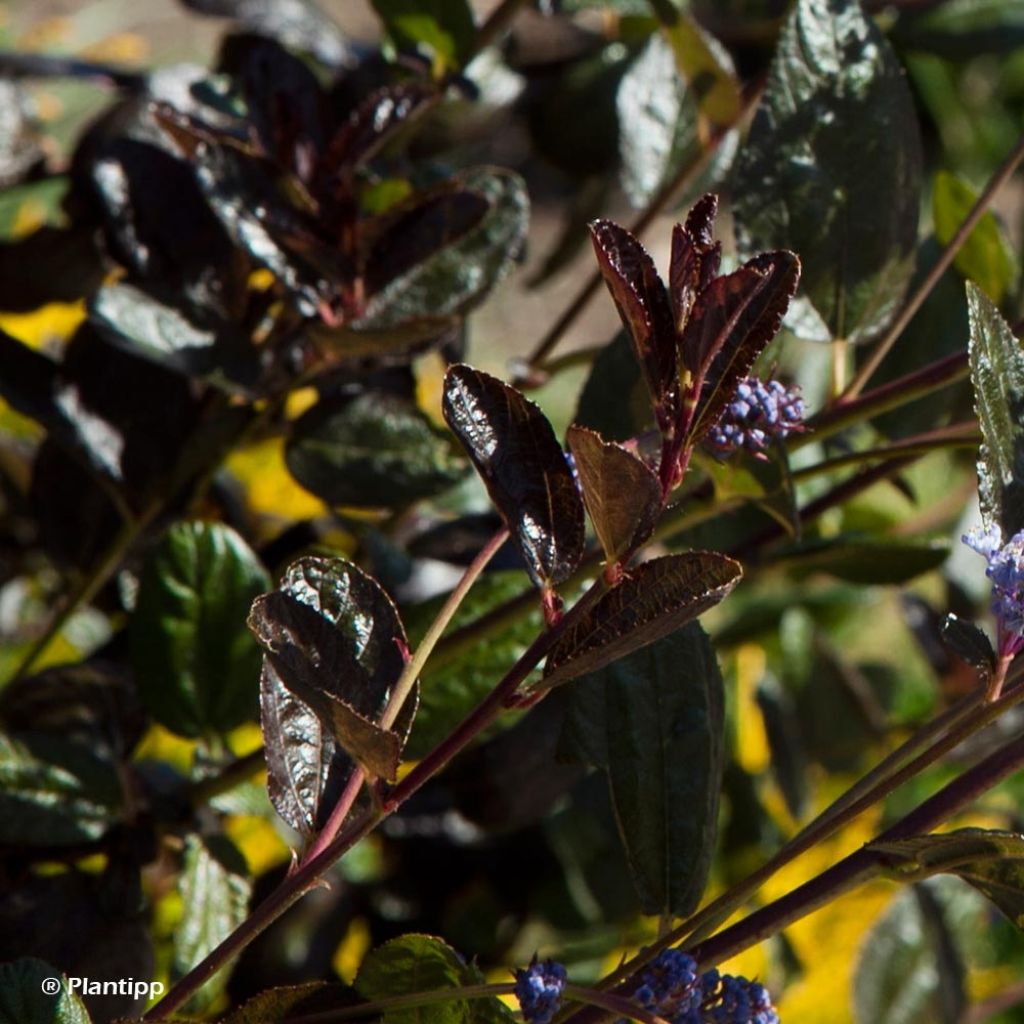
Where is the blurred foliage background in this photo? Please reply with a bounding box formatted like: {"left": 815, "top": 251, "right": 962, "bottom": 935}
{"left": 2, "top": 1, "right": 1024, "bottom": 1022}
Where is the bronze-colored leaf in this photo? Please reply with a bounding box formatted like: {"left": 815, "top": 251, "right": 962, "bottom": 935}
{"left": 542, "top": 551, "right": 742, "bottom": 688}
{"left": 442, "top": 364, "right": 585, "bottom": 589}
{"left": 669, "top": 193, "right": 721, "bottom": 332}
{"left": 567, "top": 424, "right": 662, "bottom": 564}
{"left": 590, "top": 219, "right": 679, "bottom": 427}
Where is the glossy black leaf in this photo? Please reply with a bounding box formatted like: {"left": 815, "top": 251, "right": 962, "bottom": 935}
{"left": 732, "top": 0, "right": 922, "bottom": 343}
{"left": 443, "top": 365, "right": 585, "bottom": 589}
{"left": 590, "top": 219, "right": 678, "bottom": 427}
{"left": 560, "top": 623, "right": 724, "bottom": 916}
{"left": 356, "top": 168, "right": 528, "bottom": 329}
{"left": 131, "top": 521, "right": 270, "bottom": 738}
{"left": 543, "top": 551, "right": 741, "bottom": 688}
{"left": 323, "top": 83, "right": 437, "bottom": 177}
{"left": 0, "top": 226, "right": 104, "bottom": 312}
{"left": 249, "top": 557, "right": 416, "bottom": 787}
{"left": 682, "top": 250, "right": 800, "bottom": 444}
{"left": 0, "top": 328, "right": 58, "bottom": 431}
{"left": 566, "top": 424, "right": 661, "bottom": 563}
{"left": 89, "top": 282, "right": 260, "bottom": 392}
{"left": 967, "top": 282, "right": 1024, "bottom": 537}
{"left": 941, "top": 614, "right": 996, "bottom": 679}
{"left": 285, "top": 391, "right": 467, "bottom": 509}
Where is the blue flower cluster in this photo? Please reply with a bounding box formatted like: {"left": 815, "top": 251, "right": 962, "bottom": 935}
{"left": 963, "top": 523, "right": 1024, "bottom": 656}
{"left": 706, "top": 377, "right": 804, "bottom": 458}
{"left": 629, "top": 950, "right": 779, "bottom": 1024}
{"left": 514, "top": 958, "right": 567, "bottom": 1024}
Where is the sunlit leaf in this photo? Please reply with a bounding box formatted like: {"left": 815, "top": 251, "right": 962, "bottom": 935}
{"left": 443, "top": 365, "right": 585, "bottom": 589}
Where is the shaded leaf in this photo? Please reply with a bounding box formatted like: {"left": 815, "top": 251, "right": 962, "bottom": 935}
{"left": 249, "top": 557, "right": 415, "bottom": 785}
{"left": 871, "top": 829, "right": 1024, "bottom": 930}
{"left": 566, "top": 424, "right": 661, "bottom": 563}
{"left": 0, "top": 328, "right": 58, "bottom": 431}
{"left": 131, "top": 521, "right": 270, "bottom": 738}
{"left": 560, "top": 624, "right": 724, "bottom": 916}
{"left": 174, "top": 834, "right": 252, "bottom": 1013}
{"left": 756, "top": 672, "right": 809, "bottom": 820}
{"left": 967, "top": 282, "right": 1024, "bottom": 537}
{"left": 940, "top": 614, "right": 995, "bottom": 679}
{"left": 574, "top": 330, "right": 649, "bottom": 443}
{"left": 0, "top": 959, "right": 91, "bottom": 1024}
{"left": 357, "top": 168, "right": 528, "bottom": 328}
{"left": 775, "top": 536, "right": 950, "bottom": 585}
{"left": 854, "top": 881, "right": 967, "bottom": 1024}
{"left": 589, "top": 219, "right": 678, "bottom": 427}
{"left": 659, "top": 12, "right": 741, "bottom": 128}
{"left": 543, "top": 552, "right": 741, "bottom": 688}
{"left": 356, "top": 934, "right": 513, "bottom": 1024}
{"left": 285, "top": 391, "right": 466, "bottom": 509}
{"left": 0, "top": 733, "right": 121, "bottom": 846}
{"left": 732, "top": 0, "right": 922, "bottom": 343}
{"left": 933, "top": 171, "right": 1017, "bottom": 303}
{"left": 443, "top": 365, "right": 585, "bottom": 589}
{"left": 682, "top": 250, "right": 801, "bottom": 444}
{"left": 0, "top": 226, "right": 104, "bottom": 312}
{"left": 89, "top": 282, "right": 259, "bottom": 392}
{"left": 893, "top": 0, "right": 1024, "bottom": 57}
{"left": 371, "top": 0, "right": 477, "bottom": 72}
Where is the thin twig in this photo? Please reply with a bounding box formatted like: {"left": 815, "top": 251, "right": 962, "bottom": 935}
{"left": 844, "top": 129, "right": 1024, "bottom": 400}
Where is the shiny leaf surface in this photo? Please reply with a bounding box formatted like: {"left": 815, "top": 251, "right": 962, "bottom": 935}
{"left": 443, "top": 365, "right": 585, "bottom": 588}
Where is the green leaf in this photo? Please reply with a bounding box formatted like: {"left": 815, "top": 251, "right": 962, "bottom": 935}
{"left": 131, "top": 521, "right": 270, "bottom": 739}
{"left": 286, "top": 392, "right": 467, "bottom": 509}
{"left": 755, "top": 672, "right": 809, "bottom": 820}
{"left": 0, "top": 959, "right": 91, "bottom": 1024}
{"left": 542, "top": 552, "right": 741, "bottom": 688}
{"left": 775, "top": 536, "right": 951, "bottom": 585}
{"left": 0, "top": 733, "right": 121, "bottom": 846}
{"left": 732, "top": 0, "right": 922, "bottom": 343}
{"left": 173, "top": 834, "right": 252, "bottom": 1013}
{"left": 89, "top": 282, "right": 259, "bottom": 392}
{"left": 893, "top": 0, "right": 1024, "bottom": 57}
{"left": 853, "top": 880, "right": 968, "bottom": 1024}
{"left": 574, "top": 330, "right": 649, "bottom": 443}
{"left": 443, "top": 365, "right": 585, "bottom": 589}
{"left": 967, "top": 282, "right": 1024, "bottom": 537}
{"left": 560, "top": 624, "right": 724, "bottom": 916}
{"left": 659, "top": 13, "right": 741, "bottom": 128}
{"left": 356, "top": 169, "right": 528, "bottom": 327}
{"left": 372, "top": 0, "right": 476, "bottom": 72}
{"left": 933, "top": 172, "right": 1017, "bottom": 303}
{"left": 403, "top": 572, "right": 543, "bottom": 759}
{"left": 356, "top": 934, "right": 513, "bottom": 1024}
{"left": 871, "top": 829, "right": 1024, "bottom": 930}
{"left": 249, "top": 557, "right": 416, "bottom": 788}
{"left": 566, "top": 424, "right": 662, "bottom": 563}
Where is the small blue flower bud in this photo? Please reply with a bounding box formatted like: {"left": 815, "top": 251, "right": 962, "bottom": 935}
{"left": 705, "top": 376, "right": 804, "bottom": 458}
{"left": 963, "top": 524, "right": 1024, "bottom": 656}
{"left": 514, "top": 958, "right": 567, "bottom": 1024}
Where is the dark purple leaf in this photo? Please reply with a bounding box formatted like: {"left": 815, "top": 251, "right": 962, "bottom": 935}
{"left": 248, "top": 557, "right": 416, "bottom": 791}
{"left": 681, "top": 250, "right": 800, "bottom": 444}
{"left": 442, "top": 365, "right": 585, "bottom": 589}
{"left": 322, "top": 83, "right": 437, "bottom": 177}
{"left": 589, "top": 219, "right": 679, "bottom": 427}
{"left": 566, "top": 424, "right": 661, "bottom": 564}
{"left": 669, "top": 193, "right": 721, "bottom": 332}
{"left": 542, "top": 552, "right": 742, "bottom": 688}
